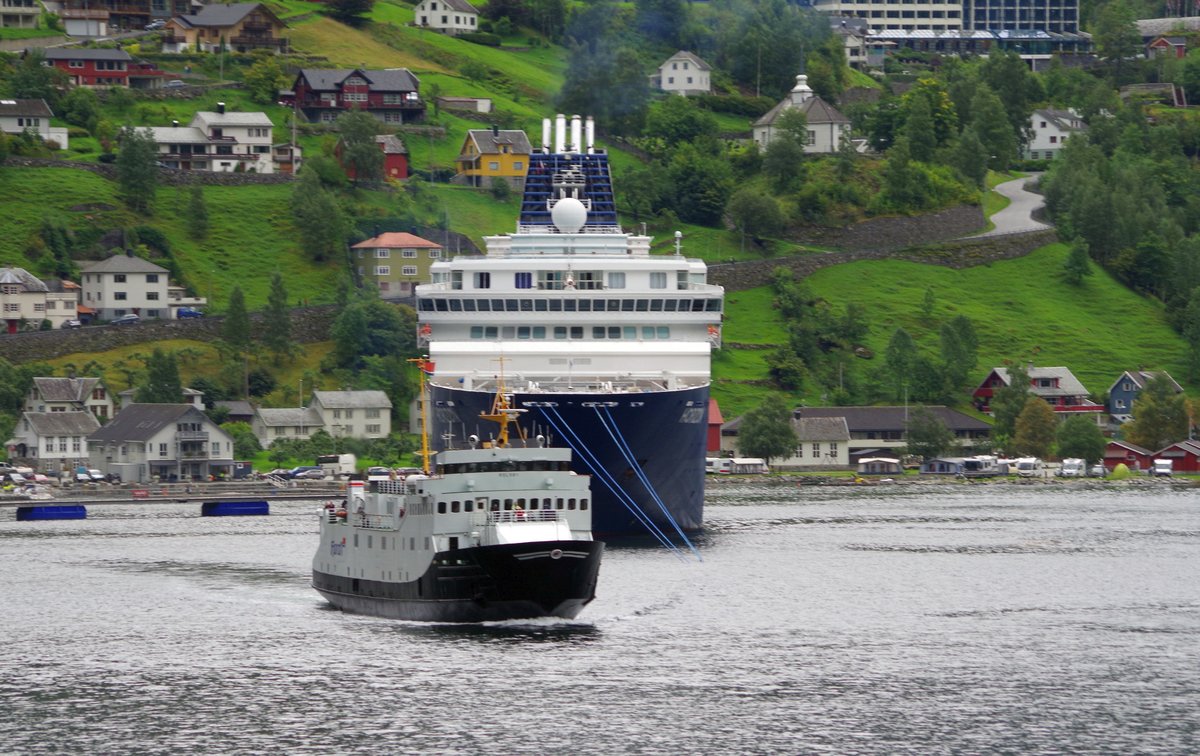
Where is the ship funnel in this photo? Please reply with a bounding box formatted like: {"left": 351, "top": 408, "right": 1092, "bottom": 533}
{"left": 586, "top": 116, "right": 595, "bottom": 154}
{"left": 542, "top": 118, "right": 551, "bottom": 153}
{"left": 570, "top": 114, "right": 582, "bottom": 154}
{"left": 555, "top": 113, "right": 566, "bottom": 154}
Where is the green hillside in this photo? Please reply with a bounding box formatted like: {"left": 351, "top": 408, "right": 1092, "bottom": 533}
{"left": 713, "top": 243, "right": 1189, "bottom": 418}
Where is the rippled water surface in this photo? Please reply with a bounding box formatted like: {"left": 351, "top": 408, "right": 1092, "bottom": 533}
{"left": 2, "top": 482, "right": 1199, "bottom": 754}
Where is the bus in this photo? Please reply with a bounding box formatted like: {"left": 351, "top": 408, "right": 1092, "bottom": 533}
{"left": 316, "top": 454, "right": 357, "bottom": 478}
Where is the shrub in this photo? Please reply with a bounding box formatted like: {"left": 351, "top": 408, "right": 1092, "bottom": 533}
{"left": 67, "top": 126, "right": 89, "bottom": 138}
{"left": 460, "top": 31, "right": 502, "bottom": 47}
{"left": 98, "top": 153, "right": 116, "bottom": 163}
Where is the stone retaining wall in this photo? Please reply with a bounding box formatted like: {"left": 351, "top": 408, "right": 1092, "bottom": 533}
{"left": 710, "top": 229, "right": 1059, "bottom": 292}
{"left": 3, "top": 305, "right": 339, "bottom": 364}
{"left": 5, "top": 156, "right": 296, "bottom": 186}
{"left": 787, "top": 205, "right": 986, "bottom": 252}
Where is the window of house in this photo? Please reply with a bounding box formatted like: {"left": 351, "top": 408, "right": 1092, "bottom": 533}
{"left": 367, "top": 409, "right": 380, "bottom": 419}
{"left": 147, "top": 292, "right": 159, "bottom": 300}
{"left": 376, "top": 249, "right": 391, "bottom": 258}
{"left": 72, "top": 437, "right": 81, "bottom": 452}
{"left": 343, "top": 92, "right": 367, "bottom": 102}
{"left": 115, "top": 274, "right": 126, "bottom": 283}
{"left": 429, "top": 249, "right": 440, "bottom": 258}
{"left": 1116, "top": 399, "right": 1126, "bottom": 408}
{"left": 401, "top": 266, "right": 418, "bottom": 276}
{"left": 160, "top": 443, "right": 168, "bottom": 457}
{"left": 401, "top": 248, "right": 417, "bottom": 258}
{"left": 488, "top": 161, "right": 500, "bottom": 171}
{"left": 1049, "top": 136, "right": 1057, "bottom": 143}
{"left": 366, "top": 424, "right": 381, "bottom": 434}
{"left": 812, "top": 443, "right": 820, "bottom": 457}
{"left": 211, "top": 442, "right": 220, "bottom": 455}
{"left": 376, "top": 266, "right": 390, "bottom": 276}
{"left": 115, "top": 292, "right": 127, "bottom": 301}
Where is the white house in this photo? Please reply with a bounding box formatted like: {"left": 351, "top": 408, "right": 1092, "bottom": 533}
{"left": 1, "top": 268, "right": 82, "bottom": 332}
{"left": 78, "top": 253, "right": 171, "bottom": 322}
{"left": 653, "top": 51, "right": 712, "bottom": 96}
{"left": 1, "top": 0, "right": 41, "bottom": 29}
{"left": 773, "top": 416, "right": 852, "bottom": 469}
{"left": 253, "top": 406, "right": 322, "bottom": 447}
{"left": 753, "top": 74, "right": 851, "bottom": 154}
{"left": 87, "top": 404, "right": 235, "bottom": 483}
{"left": 1025, "top": 108, "right": 1087, "bottom": 160}
{"left": 146, "top": 104, "right": 280, "bottom": 174}
{"left": 0, "top": 98, "right": 69, "bottom": 149}
{"left": 24, "top": 376, "right": 115, "bottom": 421}
{"left": 6, "top": 411, "right": 101, "bottom": 471}
{"left": 413, "top": 0, "right": 478, "bottom": 36}
{"left": 253, "top": 390, "right": 393, "bottom": 447}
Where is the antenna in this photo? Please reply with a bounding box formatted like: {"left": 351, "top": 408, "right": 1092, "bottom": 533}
{"left": 674, "top": 230, "right": 682, "bottom": 256}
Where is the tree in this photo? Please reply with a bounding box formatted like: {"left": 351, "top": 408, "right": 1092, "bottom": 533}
{"left": 635, "top": 0, "right": 687, "bottom": 49}
{"left": 187, "top": 185, "right": 208, "bottom": 240}
{"left": 1063, "top": 237, "right": 1093, "bottom": 285}
{"left": 326, "top": 0, "right": 373, "bottom": 26}
{"left": 901, "top": 94, "right": 937, "bottom": 163}
{"left": 222, "top": 286, "right": 252, "bottom": 356}
{"left": 1124, "top": 374, "right": 1190, "bottom": 451}
{"left": 330, "top": 298, "right": 416, "bottom": 370}
{"left": 951, "top": 125, "right": 988, "bottom": 189}
{"left": 939, "top": 322, "right": 972, "bottom": 393}
{"left": 643, "top": 96, "right": 718, "bottom": 147}
{"left": 221, "top": 421, "right": 262, "bottom": 460}
{"left": 905, "top": 406, "right": 957, "bottom": 460}
{"left": 62, "top": 87, "right": 100, "bottom": 132}
{"left": 762, "top": 132, "right": 807, "bottom": 195}
{"left": 137, "top": 349, "right": 182, "bottom": 403}
{"left": 726, "top": 186, "right": 785, "bottom": 243}
{"left": 970, "top": 85, "right": 1017, "bottom": 171}
{"left": 116, "top": 127, "right": 159, "bottom": 214}
{"left": 1093, "top": 0, "right": 1141, "bottom": 83}
{"left": 1011, "top": 395, "right": 1057, "bottom": 458}
{"left": 337, "top": 109, "right": 384, "bottom": 186}
{"left": 291, "top": 168, "right": 346, "bottom": 262}
{"left": 1056, "top": 414, "right": 1107, "bottom": 467}
{"left": 1183, "top": 288, "right": 1200, "bottom": 382}
{"left": 244, "top": 55, "right": 286, "bottom": 105}
{"left": 990, "top": 363, "right": 1030, "bottom": 447}
{"left": 263, "top": 271, "right": 293, "bottom": 359}
{"left": 737, "top": 395, "right": 797, "bottom": 465}
{"left": 667, "top": 141, "right": 733, "bottom": 226}
{"left": 7, "top": 50, "right": 64, "bottom": 108}
{"left": 883, "top": 327, "right": 917, "bottom": 401}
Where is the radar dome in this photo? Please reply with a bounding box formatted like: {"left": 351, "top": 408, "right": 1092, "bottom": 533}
{"left": 551, "top": 197, "right": 588, "bottom": 233}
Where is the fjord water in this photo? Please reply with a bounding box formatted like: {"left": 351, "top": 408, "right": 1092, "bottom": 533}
{"left": 2, "top": 482, "right": 1198, "bottom": 754}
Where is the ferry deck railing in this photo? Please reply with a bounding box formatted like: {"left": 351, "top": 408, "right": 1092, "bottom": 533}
{"left": 488, "top": 510, "right": 559, "bottom": 524}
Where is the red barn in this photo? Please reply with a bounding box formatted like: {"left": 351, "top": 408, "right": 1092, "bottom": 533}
{"left": 337, "top": 134, "right": 408, "bottom": 181}
{"left": 1153, "top": 440, "right": 1200, "bottom": 473}
{"left": 1103, "top": 440, "right": 1152, "bottom": 472}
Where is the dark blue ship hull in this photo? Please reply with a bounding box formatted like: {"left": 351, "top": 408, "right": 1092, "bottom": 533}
{"left": 428, "top": 384, "right": 709, "bottom": 537}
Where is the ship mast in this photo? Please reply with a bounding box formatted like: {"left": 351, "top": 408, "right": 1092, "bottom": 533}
{"left": 408, "top": 356, "right": 434, "bottom": 474}
{"left": 478, "top": 356, "right": 527, "bottom": 447}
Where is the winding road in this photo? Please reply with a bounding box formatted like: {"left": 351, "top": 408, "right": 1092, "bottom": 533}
{"left": 975, "top": 174, "right": 1051, "bottom": 237}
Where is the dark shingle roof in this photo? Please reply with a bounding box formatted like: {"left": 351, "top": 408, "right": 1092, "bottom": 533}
{"left": 0, "top": 267, "right": 49, "bottom": 292}
{"left": 0, "top": 98, "right": 52, "bottom": 118}
{"left": 25, "top": 411, "right": 101, "bottom": 437}
{"left": 793, "top": 406, "right": 992, "bottom": 433}
{"left": 32, "top": 377, "right": 100, "bottom": 403}
{"left": 1109, "top": 370, "right": 1183, "bottom": 394}
{"left": 436, "top": 0, "right": 478, "bottom": 13}
{"left": 793, "top": 416, "right": 850, "bottom": 442}
{"left": 663, "top": 50, "right": 711, "bottom": 71}
{"left": 41, "top": 48, "right": 133, "bottom": 62}
{"left": 215, "top": 400, "right": 255, "bottom": 417}
{"left": 175, "top": 2, "right": 263, "bottom": 27}
{"left": 754, "top": 95, "right": 850, "bottom": 128}
{"left": 79, "top": 255, "right": 169, "bottom": 275}
{"left": 467, "top": 129, "right": 532, "bottom": 155}
{"left": 313, "top": 390, "right": 392, "bottom": 409}
{"left": 89, "top": 404, "right": 198, "bottom": 443}
{"left": 297, "top": 68, "right": 420, "bottom": 93}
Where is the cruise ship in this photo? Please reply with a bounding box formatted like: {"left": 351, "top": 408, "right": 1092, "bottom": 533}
{"left": 414, "top": 114, "right": 724, "bottom": 538}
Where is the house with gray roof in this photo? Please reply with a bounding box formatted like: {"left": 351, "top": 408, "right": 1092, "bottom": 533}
{"left": 78, "top": 252, "right": 171, "bottom": 322}
{"left": 24, "top": 376, "right": 114, "bottom": 421}
{"left": 252, "top": 390, "right": 393, "bottom": 446}
{"left": 652, "top": 51, "right": 712, "bottom": 96}
{"left": 1106, "top": 370, "right": 1183, "bottom": 423}
{"left": 773, "top": 416, "right": 852, "bottom": 469}
{"left": 147, "top": 104, "right": 283, "bottom": 173}
{"left": 163, "top": 2, "right": 288, "bottom": 54}
{"left": 6, "top": 411, "right": 102, "bottom": 470}
{"left": 252, "top": 406, "right": 323, "bottom": 447}
{"left": 414, "top": 0, "right": 478, "bottom": 36}
{"left": 753, "top": 74, "right": 851, "bottom": 154}
{"left": 288, "top": 68, "right": 424, "bottom": 125}
{"left": 88, "top": 404, "right": 234, "bottom": 482}
{"left": 1026, "top": 108, "right": 1087, "bottom": 160}
{"left": 973, "top": 366, "right": 1103, "bottom": 417}
{"left": 455, "top": 127, "right": 533, "bottom": 189}
{"left": 0, "top": 98, "right": 69, "bottom": 150}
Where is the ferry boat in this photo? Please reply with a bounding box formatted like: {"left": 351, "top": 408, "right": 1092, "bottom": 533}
{"left": 311, "top": 372, "right": 603, "bottom": 622}
{"left": 415, "top": 114, "right": 724, "bottom": 538}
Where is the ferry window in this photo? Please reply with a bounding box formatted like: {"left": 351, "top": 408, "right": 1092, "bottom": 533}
{"left": 477, "top": 299, "right": 491, "bottom": 312}
{"left": 465, "top": 501, "right": 474, "bottom": 512}
{"left": 608, "top": 326, "right": 621, "bottom": 339}
{"left": 549, "top": 300, "right": 562, "bottom": 311}
{"left": 470, "top": 326, "right": 484, "bottom": 339}
{"left": 642, "top": 326, "right": 656, "bottom": 339}
{"left": 579, "top": 300, "right": 592, "bottom": 312}
{"left": 568, "top": 499, "right": 576, "bottom": 510}
{"left": 504, "top": 499, "right": 513, "bottom": 510}
{"left": 491, "top": 499, "right": 500, "bottom": 511}
{"left": 368, "top": 535, "right": 373, "bottom": 548}
{"left": 607, "top": 272, "right": 626, "bottom": 289}
{"left": 556, "top": 499, "right": 564, "bottom": 510}
{"left": 664, "top": 300, "right": 678, "bottom": 312}
{"left": 609, "top": 299, "right": 622, "bottom": 311}
{"left": 621, "top": 299, "right": 634, "bottom": 312}
{"left": 529, "top": 500, "right": 539, "bottom": 510}
{"left": 657, "top": 326, "right": 669, "bottom": 339}
{"left": 624, "top": 326, "right": 636, "bottom": 339}
{"left": 519, "top": 299, "right": 533, "bottom": 311}
{"left": 535, "top": 300, "right": 548, "bottom": 311}
{"left": 491, "top": 299, "right": 504, "bottom": 310}
{"left": 435, "top": 299, "right": 448, "bottom": 312}
{"left": 419, "top": 299, "right": 434, "bottom": 311}
{"left": 650, "top": 272, "right": 667, "bottom": 289}
{"left": 515, "top": 272, "right": 533, "bottom": 289}
{"left": 474, "top": 272, "right": 491, "bottom": 289}
{"left": 518, "top": 326, "right": 531, "bottom": 339}
{"left": 593, "top": 326, "right": 607, "bottom": 339}
{"left": 707, "top": 299, "right": 722, "bottom": 312}
{"left": 410, "top": 537, "right": 415, "bottom": 550}
{"left": 354, "top": 534, "right": 359, "bottom": 547}
{"left": 581, "top": 499, "right": 589, "bottom": 510}
{"left": 564, "top": 299, "right": 577, "bottom": 312}
{"left": 678, "top": 271, "right": 689, "bottom": 289}
{"left": 554, "top": 326, "right": 568, "bottom": 339}
{"left": 485, "top": 326, "right": 498, "bottom": 338}
{"left": 570, "top": 326, "right": 583, "bottom": 339}
{"left": 449, "top": 299, "right": 462, "bottom": 311}
{"left": 692, "top": 299, "right": 705, "bottom": 311}
{"left": 517, "top": 498, "right": 526, "bottom": 508}
{"left": 438, "top": 502, "right": 446, "bottom": 514}
{"left": 463, "top": 299, "right": 476, "bottom": 311}
{"left": 532, "top": 326, "right": 546, "bottom": 339}
{"left": 636, "top": 299, "right": 649, "bottom": 311}
{"left": 501, "top": 326, "right": 515, "bottom": 338}
{"left": 505, "top": 298, "right": 518, "bottom": 310}
{"left": 650, "top": 299, "right": 664, "bottom": 311}
{"left": 451, "top": 501, "right": 460, "bottom": 513}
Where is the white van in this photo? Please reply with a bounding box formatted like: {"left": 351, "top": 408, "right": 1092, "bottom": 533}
{"left": 1150, "top": 459, "right": 1173, "bottom": 477}
{"left": 1015, "top": 458, "right": 1042, "bottom": 477}
{"left": 1058, "top": 458, "right": 1086, "bottom": 477}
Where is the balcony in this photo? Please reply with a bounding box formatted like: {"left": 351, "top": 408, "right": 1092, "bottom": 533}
{"left": 177, "top": 431, "right": 209, "bottom": 442}
{"left": 230, "top": 35, "right": 288, "bottom": 50}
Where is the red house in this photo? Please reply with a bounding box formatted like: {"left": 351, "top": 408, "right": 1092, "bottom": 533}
{"left": 1103, "top": 440, "right": 1152, "bottom": 472}
{"left": 36, "top": 47, "right": 165, "bottom": 89}
{"left": 337, "top": 134, "right": 408, "bottom": 181}
{"left": 284, "top": 68, "right": 424, "bottom": 125}
{"left": 707, "top": 398, "right": 724, "bottom": 453}
{"left": 973, "top": 365, "right": 1103, "bottom": 416}
{"left": 1147, "top": 35, "right": 1188, "bottom": 60}
{"left": 1153, "top": 439, "right": 1200, "bottom": 473}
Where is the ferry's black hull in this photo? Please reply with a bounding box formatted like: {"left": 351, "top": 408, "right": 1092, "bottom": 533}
{"left": 312, "top": 540, "right": 604, "bottom": 622}
{"left": 429, "top": 384, "right": 709, "bottom": 537}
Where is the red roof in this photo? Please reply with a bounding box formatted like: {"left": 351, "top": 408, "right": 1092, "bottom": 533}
{"left": 708, "top": 398, "right": 724, "bottom": 424}
{"left": 351, "top": 232, "right": 441, "bottom": 249}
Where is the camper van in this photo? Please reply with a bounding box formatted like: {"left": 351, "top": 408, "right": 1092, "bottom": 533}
{"left": 962, "top": 455, "right": 1001, "bottom": 478}
{"left": 1015, "top": 458, "right": 1042, "bottom": 477}
{"left": 1058, "top": 458, "right": 1086, "bottom": 477}
{"left": 707, "top": 457, "right": 768, "bottom": 474}
{"left": 316, "top": 453, "right": 357, "bottom": 478}
{"left": 706, "top": 457, "right": 728, "bottom": 474}
{"left": 1150, "top": 459, "right": 1173, "bottom": 477}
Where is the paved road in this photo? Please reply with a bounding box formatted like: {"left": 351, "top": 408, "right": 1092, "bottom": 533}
{"left": 974, "top": 173, "right": 1051, "bottom": 237}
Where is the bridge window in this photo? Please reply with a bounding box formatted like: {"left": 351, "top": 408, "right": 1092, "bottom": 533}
{"left": 664, "top": 300, "right": 677, "bottom": 312}
{"left": 650, "top": 272, "right": 667, "bottom": 289}
{"left": 554, "top": 326, "right": 567, "bottom": 339}
{"left": 515, "top": 272, "right": 532, "bottom": 289}
{"left": 473, "top": 272, "right": 490, "bottom": 289}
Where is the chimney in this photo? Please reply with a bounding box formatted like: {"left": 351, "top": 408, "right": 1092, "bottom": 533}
{"left": 172, "top": 119, "right": 179, "bottom": 127}
{"left": 125, "top": 248, "right": 134, "bottom": 257}
{"left": 492, "top": 124, "right": 499, "bottom": 136}
{"left": 217, "top": 101, "right": 226, "bottom": 114}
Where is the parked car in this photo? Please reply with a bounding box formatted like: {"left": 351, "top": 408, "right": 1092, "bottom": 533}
{"left": 111, "top": 314, "right": 140, "bottom": 326}
{"left": 288, "top": 466, "right": 325, "bottom": 480}
{"left": 1058, "top": 458, "right": 1086, "bottom": 477}
{"left": 366, "top": 466, "right": 392, "bottom": 481}
{"left": 1089, "top": 464, "right": 1108, "bottom": 478}
{"left": 144, "top": 19, "right": 166, "bottom": 30}
{"left": 88, "top": 469, "right": 105, "bottom": 482}
{"left": 61, "top": 319, "right": 82, "bottom": 329}
{"left": 164, "top": 79, "right": 186, "bottom": 88}
{"left": 176, "top": 307, "right": 204, "bottom": 319}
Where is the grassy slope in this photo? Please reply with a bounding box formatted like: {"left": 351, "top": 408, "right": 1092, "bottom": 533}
{"left": 712, "top": 244, "right": 1188, "bottom": 419}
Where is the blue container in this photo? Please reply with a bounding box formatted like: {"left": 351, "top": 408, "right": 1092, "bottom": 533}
{"left": 16, "top": 505, "right": 87, "bottom": 521}
{"left": 201, "top": 500, "right": 269, "bottom": 517}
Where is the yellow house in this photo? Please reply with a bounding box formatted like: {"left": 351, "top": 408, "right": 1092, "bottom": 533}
{"left": 454, "top": 126, "right": 531, "bottom": 190}
{"left": 163, "top": 2, "right": 288, "bottom": 54}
